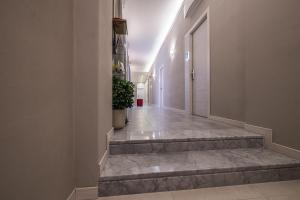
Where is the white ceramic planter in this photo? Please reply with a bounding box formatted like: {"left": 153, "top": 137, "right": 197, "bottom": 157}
{"left": 113, "top": 109, "right": 126, "bottom": 129}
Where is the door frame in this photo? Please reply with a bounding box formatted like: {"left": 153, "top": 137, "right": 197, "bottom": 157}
{"left": 159, "top": 66, "right": 165, "bottom": 108}
{"left": 148, "top": 77, "right": 152, "bottom": 105}
{"left": 184, "top": 7, "right": 210, "bottom": 117}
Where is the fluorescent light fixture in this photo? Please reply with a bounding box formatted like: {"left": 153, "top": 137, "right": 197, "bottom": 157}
{"left": 145, "top": 0, "right": 184, "bottom": 72}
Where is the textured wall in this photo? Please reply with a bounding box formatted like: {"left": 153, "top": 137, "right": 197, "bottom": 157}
{"left": 244, "top": 0, "right": 300, "bottom": 150}
{"left": 0, "top": 0, "right": 113, "bottom": 199}
{"left": 98, "top": 0, "right": 113, "bottom": 178}
{"left": 209, "top": 0, "right": 246, "bottom": 121}
{"left": 0, "top": 0, "right": 75, "bottom": 199}
{"left": 74, "top": 0, "right": 112, "bottom": 187}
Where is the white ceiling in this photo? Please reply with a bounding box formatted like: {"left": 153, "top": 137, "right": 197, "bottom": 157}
{"left": 123, "top": 0, "right": 184, "bottom": 72}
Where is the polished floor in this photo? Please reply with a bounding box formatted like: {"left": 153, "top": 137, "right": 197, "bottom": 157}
{"left": 100, "top": 106, "right": 300, "bottom": 197}
{"left": 113, "top": 106, "right": 254, "bottom": 141}
{"left": 110, "top": 107, "right": 264, "bottom": 155}
{"left": 116, "top": 106, "right": 232, "bottom": 132}
{"left": 100, "top": 148, "right": 300, "bottom": 181}
{"left": 98, "top": 180, "right": 300, "bottom": 200}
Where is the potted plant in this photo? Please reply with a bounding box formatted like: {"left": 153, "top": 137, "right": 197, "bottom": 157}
{"left": 112, "top": 76, "right": 135, "bottom": 129}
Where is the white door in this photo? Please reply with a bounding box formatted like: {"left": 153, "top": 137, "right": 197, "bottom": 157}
{"left": 149, "top": 78, "right": 153, "bottom": 104}
{"left": 159, "top": 67, "right": 164, "bottom": 108}
{"left": 192, "top": 19, "right": 209, "bottom": 117}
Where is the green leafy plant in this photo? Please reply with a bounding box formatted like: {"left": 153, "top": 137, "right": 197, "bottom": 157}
{"left": 113, "top": 76, "right": 135, "bottom": 110}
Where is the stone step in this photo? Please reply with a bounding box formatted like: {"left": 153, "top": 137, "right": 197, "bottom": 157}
{"left": 99, "top": 148, "right": 300, "bottom": 197}
{"left": 109, "top": 128, "right": 264, "bottom": 154}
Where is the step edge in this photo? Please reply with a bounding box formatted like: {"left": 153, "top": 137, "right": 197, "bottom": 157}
{"left": 99, "top": 163, "right": 300, "bottom": 182}
{"left": 110, "top": 136, "right": 264, "bottom": 145}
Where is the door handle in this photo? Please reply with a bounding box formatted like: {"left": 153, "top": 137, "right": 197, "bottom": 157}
{"left": 192, "top": 68, "right": 195, "bottom": 80}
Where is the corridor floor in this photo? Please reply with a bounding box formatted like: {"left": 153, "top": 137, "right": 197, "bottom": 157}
{"left": 116, "top": 106, "right": 232, "bottom": 132}
{"left": 112, "top": 106, "right": 255, "bottom": 142}
{"left": 97, "top": 180, "right": 300, "bottom": 200}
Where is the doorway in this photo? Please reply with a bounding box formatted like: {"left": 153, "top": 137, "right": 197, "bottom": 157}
{"left": 192, "top": 18, "right": 209, "bottom": 117}
{"left": 185, "top": 8, "right": 210, "bottom": 117}
{"left": 159, "top": 67, "right": 164, "bottom": 108}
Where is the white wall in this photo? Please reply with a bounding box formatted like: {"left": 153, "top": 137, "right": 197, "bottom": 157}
{"left": 0, "top": 0, "right": 75, "bottom": 199}
{"left": 74, "top": 0, "right": 112, "bottom": 187}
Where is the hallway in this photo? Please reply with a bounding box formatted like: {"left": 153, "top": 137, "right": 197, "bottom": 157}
{"left": 2, "top": 0, "right": 300, "bottom": 199}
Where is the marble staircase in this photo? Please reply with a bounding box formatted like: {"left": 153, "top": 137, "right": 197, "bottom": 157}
{"left": 99, "top": 128, "right": 300, "bottom": 197}
{"left": 109, "top": 129, "right": 264, "bottom": 154}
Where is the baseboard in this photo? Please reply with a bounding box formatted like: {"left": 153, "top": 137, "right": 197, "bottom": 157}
{"left": 98, "top": 128, "right": 113, "bottom": 174}
{"left": 270, "top": 142, "right": 300, "bottom": 161}
{"left": 244, "top": 124, "right": 272, "bottom": 136}
{"left": 209, "top": 115, "right": 245, "bottom": 128}
{"left": 244, "top": 124, "right": 272, "bottom": 146}
{"left": 106, "top": 128, "right": 114, "bottom": 153}
{"left": 66, "top": 187, "right": 97, "bottom": 200}
{"left": 244, "top": 124, "right": 300, "bottom": 160}
{"left": 66, "top": 129, "right": 117, "bottom": 200}
{"left": 75, "top": 187, "right": 98, "bottom": 200}
{"left": 209, "top": 115, "right": 300, "bottom": 161}
{"left": 67, "top": 189, "right": 76, "bottom": 200}
{"left": 99, "top": 150, "right": 108, "bottom": 174}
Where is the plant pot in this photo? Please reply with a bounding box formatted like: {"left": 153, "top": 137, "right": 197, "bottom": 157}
{"left": 113, "top": 109, "right": 126, "bottom": 129}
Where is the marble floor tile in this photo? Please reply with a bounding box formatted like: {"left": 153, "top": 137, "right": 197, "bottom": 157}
{"left": 228, "top": 184, "right": 265, "bottom": 200}
{"left": 173, "top": 188, "right": 267, "bottom": 200}
{"left": 109, "top": 138, "right": 263, "bottom": 155}
{"left": 111, "top": 129, "right": 262, "bottom": 144}
{"left": 266, "top": 195, "right": 300, "bottom": 200}
{"left": 100, "top": 149, "right": 300, "bottom": 181}
{"left": 171, "top": 187, "right": 240, "bottom": 200}
{"left": 112, "top": 107, "right": 263, "bottom": 154}
{"left": 101, "top": 107, "right": 300, "bottom": 197}
{"left": 115, "top": 106, "right": 234, "bottom": 135}
{"left": 97, "top": 181, "right": 300, "bottom": 200}
{"left": 250, "top": 180, "right": 300, "bottom": 197}
{"left": 98, "top": 192, "right": 173, "bottom": 200}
